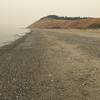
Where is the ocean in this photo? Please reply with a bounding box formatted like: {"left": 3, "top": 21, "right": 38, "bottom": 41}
{"left": 0, "top": 27, "right": 30, "bottom": 47}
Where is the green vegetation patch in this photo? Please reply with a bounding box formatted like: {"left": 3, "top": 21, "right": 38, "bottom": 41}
{"left": 40, "top": 15, "right": 89, "bottom": 20}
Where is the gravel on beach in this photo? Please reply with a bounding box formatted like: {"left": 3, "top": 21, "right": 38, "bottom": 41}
{"left": 0, "top": 29, "right": 100, "bottom": 100}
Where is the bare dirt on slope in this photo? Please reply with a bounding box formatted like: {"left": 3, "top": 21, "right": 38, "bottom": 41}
{"left": 0, "top": 29, "right": 100, "bottom": 100}
{"left": 29, "top": 18, "right": 100, "bottom": 29}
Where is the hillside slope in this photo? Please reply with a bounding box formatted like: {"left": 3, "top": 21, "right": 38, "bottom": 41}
{"left": 29, "top": 15, "right": 100, "bottom": 29}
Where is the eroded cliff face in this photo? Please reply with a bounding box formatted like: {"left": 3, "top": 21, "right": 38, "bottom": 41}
{"left": 29, "top": 15, "right": 100, "bottom": 29}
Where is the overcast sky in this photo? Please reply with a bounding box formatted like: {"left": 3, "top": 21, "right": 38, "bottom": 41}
{"left": 0, "top": 0, "right": 99, "bottom": 28}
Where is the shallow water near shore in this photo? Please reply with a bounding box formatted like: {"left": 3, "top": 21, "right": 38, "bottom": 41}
{"left": 0, "top": 27, "right": 30, "bottom": 47}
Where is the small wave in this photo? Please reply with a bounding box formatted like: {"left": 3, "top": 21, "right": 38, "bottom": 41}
{"left": 0, "top": 28, "right": 30, "bottom": 47}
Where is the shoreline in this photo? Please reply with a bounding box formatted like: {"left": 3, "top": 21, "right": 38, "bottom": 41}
{"left": 0, "top": 30, "right": 32, "bottom": 55}
{"left": 0, "top": 28, "right": 31, "bottom": 47}
{"left": 1, "top": 28, "right": 99, "bottom": 50}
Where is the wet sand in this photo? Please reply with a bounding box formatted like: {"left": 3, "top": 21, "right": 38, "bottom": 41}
{"left": 0, "top": 29, "right": 100, "bottom": 100}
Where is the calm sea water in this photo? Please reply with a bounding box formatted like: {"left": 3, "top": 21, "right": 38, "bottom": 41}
{"left": 0, "top": 27, "right": 30, "bottom": 47}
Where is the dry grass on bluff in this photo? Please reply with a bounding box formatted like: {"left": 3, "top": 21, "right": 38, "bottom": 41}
{"left": 29, "top": 15, "right": 100, "bottom": 29}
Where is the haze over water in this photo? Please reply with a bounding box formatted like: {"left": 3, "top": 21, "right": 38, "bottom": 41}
{"left": 0, "top": 26, "right": 30, "bottom": 47}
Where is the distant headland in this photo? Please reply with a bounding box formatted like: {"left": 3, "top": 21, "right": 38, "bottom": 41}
{"left": 29, "top": 15, "right": 100, "bottom": 29}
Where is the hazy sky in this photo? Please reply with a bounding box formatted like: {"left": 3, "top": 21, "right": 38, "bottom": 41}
{"left": 0, "top": 0, "right": 99, "bottom": 28}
